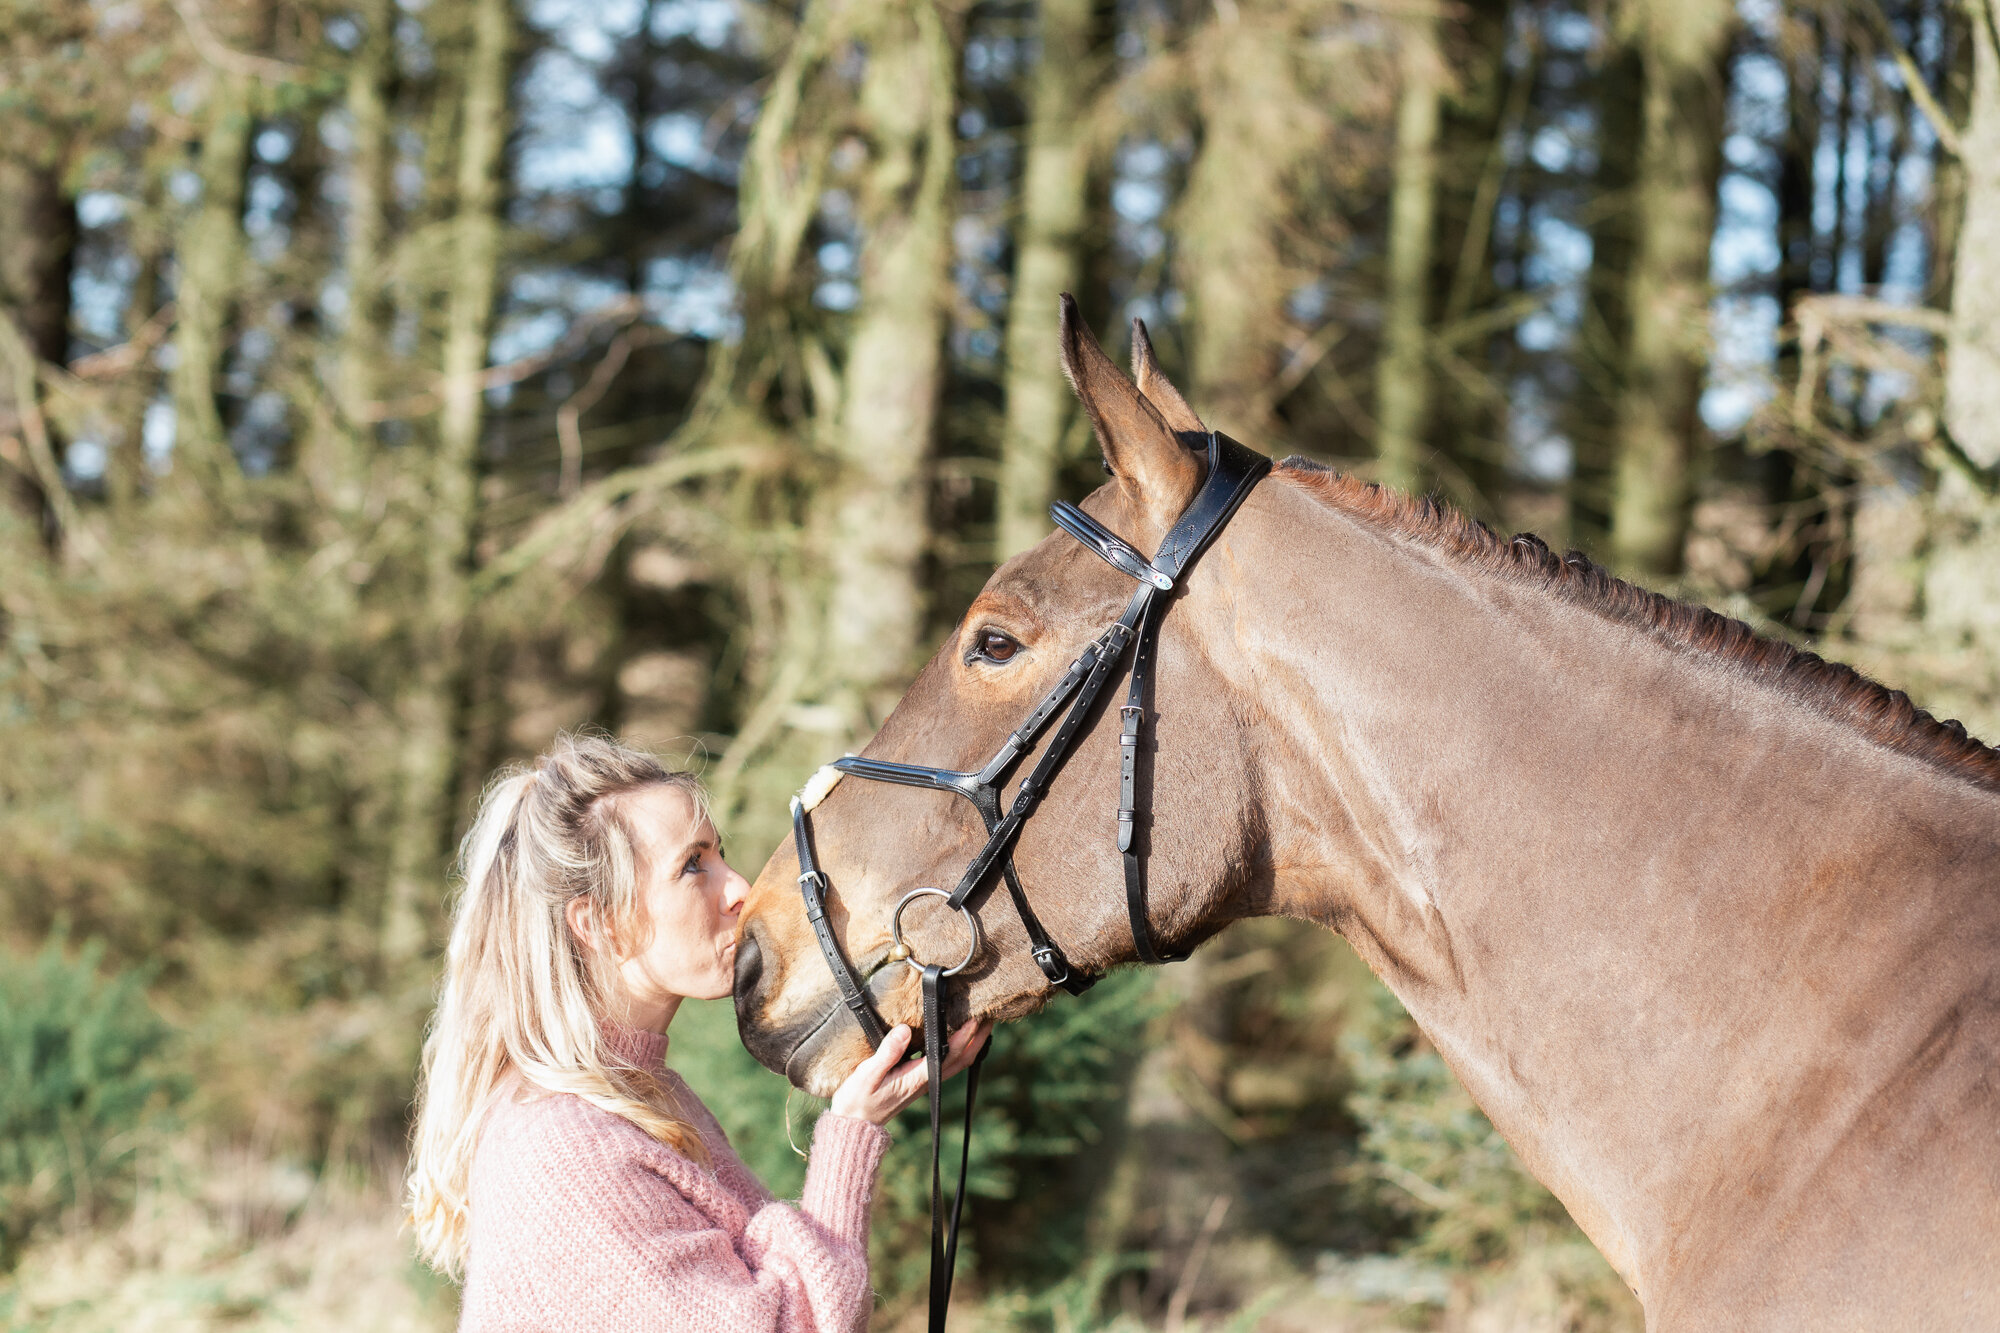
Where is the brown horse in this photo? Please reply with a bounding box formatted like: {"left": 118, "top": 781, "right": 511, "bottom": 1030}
{"left": 733, "top": 300, "right": 2000, "bottom": 1329}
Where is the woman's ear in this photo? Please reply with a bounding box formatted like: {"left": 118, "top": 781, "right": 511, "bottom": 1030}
{"left": 565, "top": 895, "right": 598, "bottom": 953}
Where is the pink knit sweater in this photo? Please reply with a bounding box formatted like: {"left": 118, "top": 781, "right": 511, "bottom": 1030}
{"left": 458, "top": 1023, "right": 891, "bottom": 1333}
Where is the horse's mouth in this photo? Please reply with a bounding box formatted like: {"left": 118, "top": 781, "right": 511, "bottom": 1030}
{"left": 777, "top": 952, "right": 906, "bottom": 1091}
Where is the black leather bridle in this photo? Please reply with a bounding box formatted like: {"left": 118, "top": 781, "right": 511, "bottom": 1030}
{"left": 787, "top": 431, "right": 1270, "bottom": 1331}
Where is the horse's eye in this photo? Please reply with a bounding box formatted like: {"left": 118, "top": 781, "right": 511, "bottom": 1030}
{"left": 972, "top": 629, "right": 1021, "bottom": 664}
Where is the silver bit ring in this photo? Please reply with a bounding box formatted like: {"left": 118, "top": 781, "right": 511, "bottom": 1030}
{"left": 889, "top": 887, "right": 980, "bottom": 977}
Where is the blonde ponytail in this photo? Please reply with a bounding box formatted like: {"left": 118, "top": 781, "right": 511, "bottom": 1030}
{"left": 406, "top": 733, "right": 713, "bottom": 1278}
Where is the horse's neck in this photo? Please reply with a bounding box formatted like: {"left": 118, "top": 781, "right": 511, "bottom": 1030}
{"left": 1213, "top": 483, "right": 2000, "bottom": 1300}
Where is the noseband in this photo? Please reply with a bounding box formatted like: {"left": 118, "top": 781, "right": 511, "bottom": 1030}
{"left": 787, "top": 430, "right": 1270, "bottom": 1331}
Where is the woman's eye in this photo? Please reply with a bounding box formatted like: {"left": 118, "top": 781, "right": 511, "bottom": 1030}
{"left": 972, "top": 630, "right": 1020, "bottom": 664}
{"left": 683, "top": 852, "right": 704, "bottom": 877}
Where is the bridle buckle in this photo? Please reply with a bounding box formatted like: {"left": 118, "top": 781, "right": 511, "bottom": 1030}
{"left": 1029, "top": 943, "right": 1071, "bottom": 988}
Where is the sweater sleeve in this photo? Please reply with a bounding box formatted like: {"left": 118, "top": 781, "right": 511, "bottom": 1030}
{"left": 462, "top": 1097, "right": 890, "bottom": 1333}
{"left": 796, "top": 1113, "right": 890, "bottom": 1245}
{"left": 730, "top": 1115, "right": 891, "bottom": 1332}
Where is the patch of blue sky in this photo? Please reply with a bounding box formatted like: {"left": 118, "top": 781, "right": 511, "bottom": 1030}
{"left": 1522, "top": 207, "right": 1590, "bottom": 287}
{"left": 489, "top": 270, "right": 628, "bottom": 366}
{"left": 1507, "top": 376, "right": 1571, "bottom": 482}
{"left": 1894, "top": 136, "right": 1933, "bottom": 210}
{"left": 244, "top": 174, "right": 288, "bottom": 238}
{"left": 1512, "top": 207, "right": 1590, "bottom": 354}
{"left": 320, "top": 277, "right": 350, "bottom": 323}
{"left": 1712, "top": 175, "right": 1780, "bottom": 287}
{"left": 1858, "top": 366, "right": 1915, "bottom": 425}
{"left": 65, "top": 438, "right": 108, "bottom": 483}
{"left": 1701, "top": 293, "right": 1779, "bottom": 433}
{"left": 528, "top": 0, "right": 644, "bottom": 56}
{"left": 650, "top": 0, "right": 734, "bottom": 48}
{"left": 71, "top": 264, "right": 133, "bottom": 345}
{"left": 395, "top": 15, "right": 434, "bottom": 78}
{"left": 320, "top": 107, "right": 356, "bottom": 159}
{"left": 647, "top": 111, "right": 717, "bottom": 176}
{"left": 230, "top": 390, "right": 290, "bottom": 477}
{"left": 818, "top": 241, "right": 855, "bottom": 277}
{"left": 1700, "top": 20, "right": 1793, "bottom": 435}
{"left": 964, "top": 34, "right": 1019, "bottom": 79}
{"left": 1112, "top": 178, "right": 1166, "bottom": 224}
{"left": 142, "top": 398, "right": 176, "bottom": 472}
{"left": 1288, "top": 281, "right": 1327, "bottom": 326}
{"left": 1117, "top": 139, "right": 1171, "bottom": 178}
{"left": 1528, "top": 125, "right": 1573, "bottom": 174}
{"left": 72, "top": 192, "right": 140, "bottom": 344}
{"left": 814, "top": 280, "right": 859, "bottom": 313}
{"left": 326, "top": 12, "right": 360, "bottom": 50}
{"left": 1528, "top": 106, "right": 1597, "bottom": 175}
{"left": 1738, "top": 0, "right": 1782, "bottom": 41}
{"left": 1542, "top": 8, "right": 1595, "bottom": 53}
{"left": 254, "top": 126, "right": 293, "bottom": 163}
{"left": 517, "top": 50, "right": 633, "bottom": 194}
{"left": 644, "top": 257, "right": 738, "bottom": 340}
{"left": 77, "top": 191, "right": 128, "bottom": 228}
{"left": 1879, "top": 221, "right": 1928, "bottom": 304}
{"left": 1839, "top": 115, "right": 1875, "bottom": 225}
{"left": 953, "top": 215, "right": 1004, "bottom": 269}
{"left": 1729, "top": 55, "right": 1788, "bottom": 141}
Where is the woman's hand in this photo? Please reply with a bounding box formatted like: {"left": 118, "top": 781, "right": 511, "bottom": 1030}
{"left": 828, "top": 1020, "right": 992, "bottom": 1127}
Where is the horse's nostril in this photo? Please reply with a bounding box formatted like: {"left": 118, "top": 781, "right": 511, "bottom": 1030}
{"left": 733, "top": 931, "right": 764, "bottom": 1002}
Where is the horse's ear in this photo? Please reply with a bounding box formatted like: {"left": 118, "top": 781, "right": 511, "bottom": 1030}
{"left": 1058, "top": 294, "right": 1201, "bottom": 527}
{"left": 1130, "top": 318, "right": 1206, "bottom": 435}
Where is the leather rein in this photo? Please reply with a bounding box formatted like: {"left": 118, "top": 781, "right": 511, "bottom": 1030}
{"left": 787, "top": 431, "right": 1271, "bottom": 1331}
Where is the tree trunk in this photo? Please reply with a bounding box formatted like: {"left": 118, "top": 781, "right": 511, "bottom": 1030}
{"left": 1176, "top": 0, "right": 1321, "bottom": 443}
{"left": 322, "top": 0, "right": 395, "bottom": 513}
{"left": 1839, "top": 1, "right": 1998, "bottom": 741}
{"left": 996, "top": 0, "right": 1098, "bottom": 559}
{"left": 380, "top": 0, "right": 512, "bottom": 965}
{"left": 109, "top": 186, "right": 165, "bottom": 512}
{"left": 1907, "top": 0, "right": 2000, "bottom": 737}
{"left": 0, "top": 153, "right": 77, "bottom": 540}
{"left": 1606, "top": 0, "right": 1732, "bottom": 576}
{"left": 821, "top": 0, "right": 957, "bottom": 735}
{"left": 1946, "top": 0, "right": 2000, "bottom": 470}
{"left": 1426, "top": 0, "right": 1514, "bottom": 519}
{"left": 1374, "top": 11, "right": 1443, "bottom": 497}
{"left": 171, "top": 74, "right": 253, "bottom": 493}
{"left": 1568, "top": 42, "right": 1644, "bottom": 556}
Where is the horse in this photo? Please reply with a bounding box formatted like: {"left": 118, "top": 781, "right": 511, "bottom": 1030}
{"left": 732, "top": 297, "right": 2000, "bottom": 1329}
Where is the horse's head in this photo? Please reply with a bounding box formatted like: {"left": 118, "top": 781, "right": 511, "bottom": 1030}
{"left": 734, "top": 298, "right": 1268, "bottom": 1094}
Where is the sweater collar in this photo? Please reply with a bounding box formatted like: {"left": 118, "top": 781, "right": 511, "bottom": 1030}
{"left": 602, "top": 1018, "right": 670, "bottom": 1071}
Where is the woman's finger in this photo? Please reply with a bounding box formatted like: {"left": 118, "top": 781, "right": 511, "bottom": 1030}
{"left": 939, "top": 1020, "right": 992, "bottom": 1077}
{"left": 861, "top": 1025, "right": 912, "bottom": 1083}
{"left": 884, "top": 1058, "right": 930, "bottom": 1109}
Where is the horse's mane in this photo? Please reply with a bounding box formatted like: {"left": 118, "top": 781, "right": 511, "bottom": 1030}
{"left": 1273, "top": 457, "right": 2000, "bottom": 793}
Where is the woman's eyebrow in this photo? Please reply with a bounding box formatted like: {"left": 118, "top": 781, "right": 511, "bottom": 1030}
{"left": 666, "top": 829, "right": 716, "bottom": 870}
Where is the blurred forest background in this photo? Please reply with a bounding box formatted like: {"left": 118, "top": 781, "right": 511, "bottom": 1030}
{"left": 1, "top": 0, "right": 1996, "bottom": 1326}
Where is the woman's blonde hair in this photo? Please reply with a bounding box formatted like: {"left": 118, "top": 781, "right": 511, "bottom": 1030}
{"left": 406, "top": 732, "right": 714, "bottom": 1277}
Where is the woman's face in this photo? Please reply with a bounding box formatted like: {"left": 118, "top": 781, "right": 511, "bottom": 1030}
{"left": 580, "top": 783, "right": 750, "bottom": 1028}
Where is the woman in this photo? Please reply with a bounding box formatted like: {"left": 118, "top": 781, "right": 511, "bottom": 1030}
{"left": 407, "top": 732, "right": 989, "bottom": 1331}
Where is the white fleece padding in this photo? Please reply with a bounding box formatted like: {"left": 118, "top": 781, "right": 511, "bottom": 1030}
{"left": 797, "top": 762, "right": 848, "bottom": 813}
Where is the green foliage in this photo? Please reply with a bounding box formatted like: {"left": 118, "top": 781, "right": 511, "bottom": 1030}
{"left": 661, "top": 996, "right": 807, "bottom": 1199}
{"left": 1342, "top": 982, "right": 1568, "bottom": 1267}
{"left": 889, "top": 966, "right": 1167, "bottom": 1302}
{"left": 0, "top": 935, "right": 184, "bottom": 1269}
{"left": 666, "top": 970, "right": 1163, "bottom": 1308}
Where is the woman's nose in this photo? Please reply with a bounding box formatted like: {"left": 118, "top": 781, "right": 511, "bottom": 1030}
{"left": 721, "top": 862, "right": 750, "bottom": 914}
